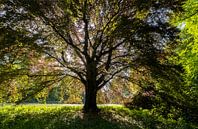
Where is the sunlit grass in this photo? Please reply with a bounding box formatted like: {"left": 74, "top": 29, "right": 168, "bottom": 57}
{"left": 0, "top": 104, "right": 196, "bottom": 129}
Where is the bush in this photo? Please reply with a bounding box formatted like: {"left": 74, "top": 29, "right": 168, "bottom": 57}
{"left": 125, "top": 88, "right": 157, "bottom": 109}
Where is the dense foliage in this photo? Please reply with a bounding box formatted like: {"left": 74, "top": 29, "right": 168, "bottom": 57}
{"left": 172, "top": 0, "right": 198, "bottom": 122}
{"left": 124, "top": 0, "right": 198, "bottom": 123}
{"left": 176, "top": 0, "right": 198, "bottom": 103}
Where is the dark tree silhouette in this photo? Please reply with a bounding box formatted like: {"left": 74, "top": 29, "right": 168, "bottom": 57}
{"left": 0, "top": 0, "right": 184, "bottom": 112}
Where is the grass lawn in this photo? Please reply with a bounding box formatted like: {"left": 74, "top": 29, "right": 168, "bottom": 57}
{"left": 0, "top": 104, "right": 197, "bottom": 129}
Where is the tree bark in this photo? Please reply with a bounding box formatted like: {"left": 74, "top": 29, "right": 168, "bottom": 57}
{"left": 83, "top": 86, "right": 98, "bottom": 113}
{"left": 83, "top": 60, "right": 99, "bottom": 113}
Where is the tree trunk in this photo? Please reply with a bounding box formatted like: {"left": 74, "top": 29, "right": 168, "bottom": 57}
{"left": 83, "top": 60, "right": 99, "bottom": 113}
{"left": 83, "top": 85, "right": 99, "bottom": 113}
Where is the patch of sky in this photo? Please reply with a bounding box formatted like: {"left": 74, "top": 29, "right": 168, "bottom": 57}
{"left": 177, "top": 22, "right": 186, "bottom": 30}
{"left": 0, "top": 10, "right": 6, "bottom": 17}
{"left": 147, "top": 8, "right": 172, "bottom": 26}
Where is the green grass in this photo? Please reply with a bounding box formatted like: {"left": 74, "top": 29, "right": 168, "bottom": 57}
{"left": 0, "top": 105, "right": 197, "bottom": 129}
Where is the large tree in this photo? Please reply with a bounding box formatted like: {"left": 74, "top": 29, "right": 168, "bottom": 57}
{"left": 0, "top": 0, "right": 183, "bottom": 112}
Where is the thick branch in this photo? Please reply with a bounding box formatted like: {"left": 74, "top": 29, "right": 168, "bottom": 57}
{"left": 82, "top": 0, "right": 90, "bottom": 58}
{"left": 97, "top": 65, "right": 129, "bottom": 90}
{"left": 98, "top": 38, "right": 127, "bottom": 60}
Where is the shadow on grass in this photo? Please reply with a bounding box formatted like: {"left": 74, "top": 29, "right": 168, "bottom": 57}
{"left": 0, "top": 106, "right": 196, "bottom": 129}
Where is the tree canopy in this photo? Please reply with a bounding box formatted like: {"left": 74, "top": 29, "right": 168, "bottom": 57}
{"left": 0, "top": 0, "right": 185, "bottom": 112}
